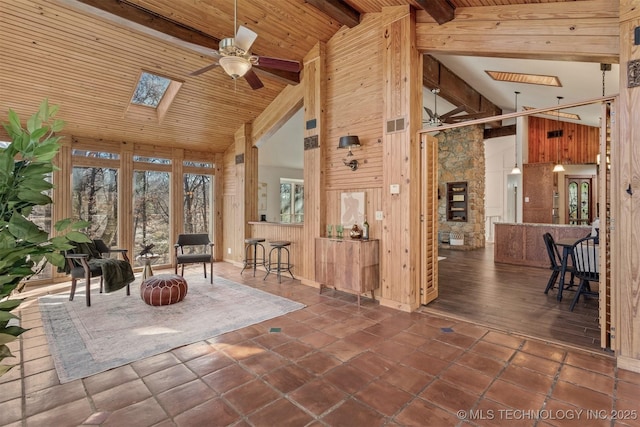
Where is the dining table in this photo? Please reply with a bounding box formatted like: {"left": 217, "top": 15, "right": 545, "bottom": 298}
{"left": 554, "top": 236, "right": 599, "bottom": 302}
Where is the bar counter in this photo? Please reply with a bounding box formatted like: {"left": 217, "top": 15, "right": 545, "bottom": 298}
{"left": 494, "top": 222, "right": 591, "bottom": 268}
{"left": 248, "top": 221, "right": 305, "bottom": 276}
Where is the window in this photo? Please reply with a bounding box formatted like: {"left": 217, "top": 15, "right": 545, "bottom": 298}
{"left": 131, "top": 72, "right": 171, "bottom": 107}
{"left": 133, "top": 169, "right": 171, "bottom": 264}
{"left": 280, "top": 178, "right": 303, "bottom": 223}
{"left": 183, "top": 173, "right": 212, "bottom": 234}
{"left": 72, "top": 166, "right": 120, "bottom": 245}
{"left": 127, "top": 71, "right": 183, "bottom": 123}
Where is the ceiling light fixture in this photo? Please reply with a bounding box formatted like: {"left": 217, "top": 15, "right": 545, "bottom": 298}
{"left": 552, "top": 96, "right": 565, "bottom": 173}
{"left": 511, "top": 91, "right": 521, "bottom": 175}
{"left": 218, "top": 56, "right": 251, "bottom": 79}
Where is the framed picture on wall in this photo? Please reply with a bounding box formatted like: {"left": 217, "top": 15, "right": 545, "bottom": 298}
{"left": 341, "top": 192, "right": 365, "bottom": 226}
{"left": 258, "top": 182, "right": 267, "bottom": 211}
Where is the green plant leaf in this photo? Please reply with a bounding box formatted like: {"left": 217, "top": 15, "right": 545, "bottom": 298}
{"left": 0, "top": 364, "right": 14, "bottom": 376}
{"left": 0, "top": 299, "right": 23, "bottom": 311}
{"left": 26, "top": 114, "right": 42, "bottom": 134}
{"left": 0, "top": 312, "right": 18, "bottom": 323}
{"left": 8, "top": 213, "right": 49, "bottom": 243}
{"left": 0, "top": 344, "right": 15, "bottom": 359}
{"left": 66, "top": 231, "right": 92, "bottom": 242}
{"left": 45, "top": 252, "right": 66, "bottom": 268}
{"left": 1, "top": 326, "right": 28, "bottom": 338}
{"left": 0, "top": 332, "right": 19, "bottom": 345}
{"left": 51, "top": 119, "right": 65, "bottom": 132}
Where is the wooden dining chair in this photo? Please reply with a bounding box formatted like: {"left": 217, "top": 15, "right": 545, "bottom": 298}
{"left": 569, "top": 235, "right": 599, "bottom": 311}
{"left": 542, "top": 232, "right": 574, "bottom": 295}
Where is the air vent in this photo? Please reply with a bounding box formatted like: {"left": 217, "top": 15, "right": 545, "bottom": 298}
{"left": 547, "top": 130, "right": 563, "bottom": 138}
{"left": 386, "top": 117, "right": 406, "bottom": 134}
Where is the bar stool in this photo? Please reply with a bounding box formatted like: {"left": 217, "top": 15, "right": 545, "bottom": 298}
{"left": 241, "top": 238, "right": 266, "bottom": 277}
{"left": 264, "top": 240, "right": 295, "bottom": 283}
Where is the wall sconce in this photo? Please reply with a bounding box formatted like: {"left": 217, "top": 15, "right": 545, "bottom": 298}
{"left": 338, "top": 135, "right": 361, "bottom": 171}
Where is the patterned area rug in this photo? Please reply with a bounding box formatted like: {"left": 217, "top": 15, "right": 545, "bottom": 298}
{"left": 39, "top": 275, "right": 305, "bottom": 383}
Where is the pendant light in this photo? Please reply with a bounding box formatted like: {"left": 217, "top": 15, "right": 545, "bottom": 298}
{"left": 552, "top": 96, "right": 565, "bottom": 173}
{"left": 511, "top": 91, "right": 521, "bottom": 174}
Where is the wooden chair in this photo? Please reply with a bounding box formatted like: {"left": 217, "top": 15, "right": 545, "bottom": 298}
{"left": 542, "top": 232, "right": 574, "bottom": 295}
{"left": 569, "top": 235, "right": 600, "bottom": 311}
{"left": 174, "top": 233, "right": 214, "bottom": 283}
{"left": 63, "top": 239, "right": 133, "bottom": 307}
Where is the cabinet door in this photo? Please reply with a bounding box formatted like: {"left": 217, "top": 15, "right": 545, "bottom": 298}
{"left": 315, "top": 238, "right": 336, "bottom": 287}
{"left": 340, "top": 241, "right": 360, "bottom": 293}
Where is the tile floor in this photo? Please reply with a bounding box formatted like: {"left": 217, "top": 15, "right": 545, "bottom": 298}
{"left": 1, "top": 263, "right": 639, "bottom": 427}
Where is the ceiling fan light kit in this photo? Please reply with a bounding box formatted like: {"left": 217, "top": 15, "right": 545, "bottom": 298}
{"left": 188, "top": 0, "right": 300, "bottom": 89}
{"left": 218, "top": 56, "right": 251, "bottom": 79}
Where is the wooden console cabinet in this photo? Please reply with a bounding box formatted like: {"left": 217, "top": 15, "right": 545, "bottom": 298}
{"left": 315, "top": 237, "right": 379, "bottom": 306}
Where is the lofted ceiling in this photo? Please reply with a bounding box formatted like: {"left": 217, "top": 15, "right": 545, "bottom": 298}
{"left": 0, "top": 0, "right": 614, "bottom": 158}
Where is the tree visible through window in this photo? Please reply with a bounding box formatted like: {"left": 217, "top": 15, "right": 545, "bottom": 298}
{"left": 131, "top": 72, "right": 171, "bottom": 107}
{"left": 280, "top": 178, "right": 303, "bottom": 223}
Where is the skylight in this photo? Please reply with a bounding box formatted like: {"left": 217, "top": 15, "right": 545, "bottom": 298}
{"left": 485, "top": 70, "right": 562, "bottom": 87}
{"left": 126, "top": 71, "right": 183, "bottom": 124}
{"left": 522, "top": 106, "right": 581, "bottom": 121}
{"left": 131, "top": 72, "right": 172, "bottom": 107}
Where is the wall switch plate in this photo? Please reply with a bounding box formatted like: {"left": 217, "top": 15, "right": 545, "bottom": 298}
{"left": 375, "top": 211, "right": 384, "bottom": 220}
{"left": 390, "top": 184, "right": 400, "bottom": 194}
{"left": 525, "top": 197, "right": 530, "bottom": 203}
{"left": 227, "top": 248, "right": 231, "bottom": 254}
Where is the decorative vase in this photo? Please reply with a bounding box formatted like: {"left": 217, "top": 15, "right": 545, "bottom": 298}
{"left": 349, "top": 224, "right": 363, "bottom": 239}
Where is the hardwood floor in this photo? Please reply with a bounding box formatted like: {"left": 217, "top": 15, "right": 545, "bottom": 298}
{"left": 424, "top": 243, "right": 604, "bottom": 353}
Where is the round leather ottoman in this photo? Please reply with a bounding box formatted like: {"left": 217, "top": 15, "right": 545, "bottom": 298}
{"left": 140, "top": 274, "right": 188, "bottom": 306}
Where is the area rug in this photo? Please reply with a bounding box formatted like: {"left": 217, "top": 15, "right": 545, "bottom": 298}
{"left": 39, "top": 275, "right": 305, "bottom": 383}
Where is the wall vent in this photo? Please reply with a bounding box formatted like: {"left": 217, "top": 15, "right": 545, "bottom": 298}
{"left": 547, "top": 129, "right": 563, "bottom": 138}
{"left": 386, "top": 117, "right": 406, "bottom": 134}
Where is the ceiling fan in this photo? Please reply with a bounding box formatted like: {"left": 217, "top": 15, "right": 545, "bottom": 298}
{"left": 189, "top": 0, "right": 301, "bottom": 89}
{"left": 423, "top": 88, "right": 467, "bottom": 126}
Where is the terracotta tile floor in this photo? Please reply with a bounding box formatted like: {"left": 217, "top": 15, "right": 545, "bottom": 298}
{"left": 2, "top": 263, "right": 640, "bottom": 427}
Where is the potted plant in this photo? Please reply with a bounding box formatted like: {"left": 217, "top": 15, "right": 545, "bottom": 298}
{"left": 0, "top": 100, "right": 90, "bottom": 377}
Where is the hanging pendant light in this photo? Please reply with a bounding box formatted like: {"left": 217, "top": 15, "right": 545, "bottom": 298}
{"left": 511, "top": 91, "right": 521, "bottom": 174}
{"left": 553, "top": 96, "right": 565, "bottom": 173}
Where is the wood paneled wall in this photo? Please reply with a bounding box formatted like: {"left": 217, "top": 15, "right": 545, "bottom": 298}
{"left": 527, "top": 116, "right": 600, "bottom": 165}
{"left": 301, "top": 42, "right": 327, "bottom": 284}
{"left": 380, "top": 6, "right": 422, "bottom": 311}
{"left": 325, "top": 13, "right": 385, "bottom": 191}
{"left": 614, "top": 0, "right": 640, "bottom": 373}
{"left": 248, "top": 223, "right": 305, "bottom": 277}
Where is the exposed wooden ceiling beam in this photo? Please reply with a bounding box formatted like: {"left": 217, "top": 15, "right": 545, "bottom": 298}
{"left": 413, "top": 0, "right": 454, "bottom": 25}
{"left": 415, "top": 2, "right": 619, "bottom": 63}
{"left": 304, "top": 0, "right": 360, "bottom": 28}
{"left": 423, "top": 55, "right": 502, "bottom": 128}
{"left": 69, "top": 0, "right": 300, "bottom": 85}
{"left": 484, "top": 124, "right": 516, "bottom": 140}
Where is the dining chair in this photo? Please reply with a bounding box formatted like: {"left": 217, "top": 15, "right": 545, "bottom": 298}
{"left": 542, "top": 232, "right": 574, "bottom": 295}
{"left": 174, "top": 233, "right": 214, "bottom": 283}
{"left": 569, "top": 235, "right": 599, "bottom": 311}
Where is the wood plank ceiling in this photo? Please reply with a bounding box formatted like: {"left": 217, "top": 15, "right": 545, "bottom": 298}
{"left": 0, "top": 0, "right": 591, "bottom": 153}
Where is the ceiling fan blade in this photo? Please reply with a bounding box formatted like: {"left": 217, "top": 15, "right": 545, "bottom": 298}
{"left": 424, "top": 107, "right": 436, "bottom": 120}
{"left": 189, "top": 62, "right": 220, "bottom": 76}
{"left": 244, "top": 68, "right": 264, "bottom": 90}
{"left": 235, "top": 25, "right": 258, "bottom": 53}
{"left": 255, "top": 56, "right": 301, "bottom": 73}
{"left": 439, "top": 106, "right": 466, "bottom": 121}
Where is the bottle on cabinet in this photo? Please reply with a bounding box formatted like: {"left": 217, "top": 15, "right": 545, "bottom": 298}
{"left": 362, "top": 217, "right": 370, "bottom": 240}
